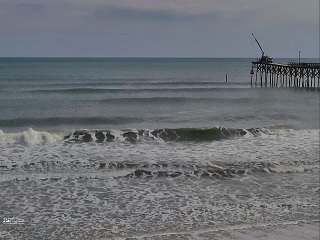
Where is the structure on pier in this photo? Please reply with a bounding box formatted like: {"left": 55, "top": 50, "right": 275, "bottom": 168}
{"left": 250, "top": 33, "right": 320, "bottom": 88}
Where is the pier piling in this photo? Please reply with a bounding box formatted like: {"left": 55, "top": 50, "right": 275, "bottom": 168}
{"left": 251, "top": 61, "right": 320, "bottom": 89}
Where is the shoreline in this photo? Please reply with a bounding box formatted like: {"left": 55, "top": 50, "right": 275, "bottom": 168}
{"left": 113, "top": 222, "right": 320, "bottom": 240}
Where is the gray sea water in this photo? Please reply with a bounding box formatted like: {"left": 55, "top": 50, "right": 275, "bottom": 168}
{"left": 0, "top": 58, "right": 319, "bottom": 239}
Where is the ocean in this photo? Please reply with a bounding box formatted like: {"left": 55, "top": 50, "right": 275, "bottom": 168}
{"left": 0, "top": 58, "right": 319, "bottom": 239}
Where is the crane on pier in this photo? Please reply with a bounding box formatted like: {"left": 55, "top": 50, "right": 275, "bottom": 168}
{"left": 252, "top": 33, "right": 273, "bottom": 63}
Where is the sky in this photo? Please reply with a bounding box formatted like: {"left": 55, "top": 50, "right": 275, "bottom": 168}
{"left": 0, "top": 0, "right": 319, "bottom": 58}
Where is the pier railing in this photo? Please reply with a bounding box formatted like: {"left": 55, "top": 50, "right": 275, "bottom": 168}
{"left": 251, "top": 61, "right": 320, "bottom": 88}
{"left": 287, "top": 62, "right": 320, "bottom": 68}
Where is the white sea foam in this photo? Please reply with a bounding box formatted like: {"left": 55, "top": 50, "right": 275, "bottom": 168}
{"left": 261, "top": 128, "right": 320, "bottom": 137}
{"left": 111, "top": 221, "right": 319, "bottom": 240}
{"left": 0, "top": 127, "right": 319, "bottom": 239}
{"left": 0, "top": 128, "right": 64, "bottom": 144}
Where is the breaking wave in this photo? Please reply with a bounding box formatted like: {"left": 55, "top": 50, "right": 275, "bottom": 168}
{"left": 98, "top": 161, "right": 319, "bottom": 179}
{"left": 0, "top": 127, "right": 318, "bottom": 145}
{"left": 64, "top": 127, "right": 250, "bottom": 143}
{"left": 0, "top": 128, "right": 64, "bottom": 144}
{"left": 3, "top": 159, "right": 319, "bottom": 182}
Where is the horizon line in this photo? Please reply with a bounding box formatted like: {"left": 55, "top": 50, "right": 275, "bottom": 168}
{"left": 0, "top": 56, "right": 318, "bottom": 59}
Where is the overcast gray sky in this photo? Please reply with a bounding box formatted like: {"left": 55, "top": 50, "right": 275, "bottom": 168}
{"left": 0, "top": 0, "right": 319, "bottom": 57}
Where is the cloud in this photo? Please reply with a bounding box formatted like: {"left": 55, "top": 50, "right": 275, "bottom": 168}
{"left": 95, "top": 5, "right": 192, "bottom": 21}
{"left": 0, "top": 1, "right": 49, "bottom": 16}
{"left": 13, "top": 2, "right": 49, "bottom": 14}
{"left": 92, "top": 4, "right": 228, "bottom": 23}
{"left": 0, "top": 0, "right": 318, "bottom": 57}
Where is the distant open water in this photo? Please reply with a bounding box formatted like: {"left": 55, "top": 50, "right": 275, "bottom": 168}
{"left": 0, "top": 58, "right": 319, "bottom": 239}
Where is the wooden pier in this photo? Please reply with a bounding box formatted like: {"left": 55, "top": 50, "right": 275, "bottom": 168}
{"left": 251, "top": 61, "right": 320, "bottom": 88}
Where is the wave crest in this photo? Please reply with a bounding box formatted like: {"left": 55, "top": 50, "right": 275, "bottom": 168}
{"left": 0, "top": 128, "right": 64, "bottom": 144}
{"left": 0, "top": 127, "right": 318, "bottom": 145}
{"left": 65, "top": 127, "right": 248, "bottom": 143}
